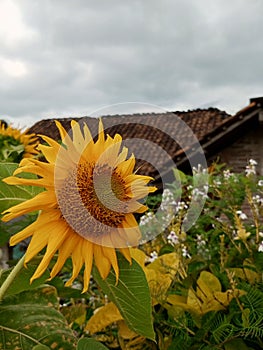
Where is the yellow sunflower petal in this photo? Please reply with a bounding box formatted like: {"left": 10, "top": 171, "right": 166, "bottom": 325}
{"left": 96, "top": 134, "right": 122, "bottom": 167}
{"left": 121, "top": 214, "right": 141, "bottom": 246}
{"left": 39, "top": 135, "right": 61, "bottom": 152}
{"left": 118, "top": 155, "right": 135, "bottom": 177}
{"left": 37, "top": 144, "right": 58, "bottom": 164}
{"left": 30, "top": 223, "right": 69, "bottom": 282}
{"left": 9, "top": 210, "right": 61, "bottom": 246}
{"left": 3, "top": 175, "right": 52, "bottom": 188}
{"left": 50, "top": 230, "right": 79, "bottom": 279}
{"left": 2, "top": 191, "right": 56, "bottom": 221}
{"left": 14, "top": 162, "right": 54, "bottom": 178}
{"left": 119, "top": 247, "right": 132, "bottom": 264}
{"left": 102, "top": 246, "right": 119, "bottom": 282}
{"left": 116, "top": 146, "right": 128, "bottom": 165}
{"left": 83, "top": 123, "right": 94, "bottom": 145}
{"left": 126, "top": 200, "right": 148, "bottom": 214}
{"left": 94, "top": 244, "right": 111, "bottom": 279}
{"left": 25, "top": 230, "right": 50, "bottom": 264}
{"left": 82, "top": 240, "right": 93, "bottom": 292}
{"left": 71, "top": 120, "right": 86, "bottom": 152}
{"left": 55, "top": 120, "right": 68, "bottom": 140}
{"left": 98, "top": 118, "right": 105, "bottom": 143}
{"left": 65, "top": 238, "right": 85, "bottom": 287}
{"left": 26, "top": 219, "right": 69, "bottom": 264}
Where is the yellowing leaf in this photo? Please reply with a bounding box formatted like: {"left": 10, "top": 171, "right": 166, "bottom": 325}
{"left": 146, "top": 269, "right": 172, "bottom": 303}
{"left": 196, "top": 271, "right": 221, "bottom": 300}
{"left": 165, "top": 271, "right": 245, "bottom": 318}
{"left": 147, "top": 252, "right": 179, "bottom": 277}
{"left": 131, "top": 250, "right": 180, "bottom": 304}
{"left": 229, "top": 259, "right": 260, "bottom": 284}
{"left": 85, "top": 302, "right": 123, "bottom": 334}
{"left": 166, "top": 294, "right": 187, "bottom": 305}
{"left": 187, "top": 288, "right": 203, "bottom": 314}
{"left": 165, "top": 294, "right": 190, "bottom": 318}
{"left": 130, "top": 248, "right": 147, "bottom": 268}
{"left": 117, "top": 320, "right": 138, "bottom": 340}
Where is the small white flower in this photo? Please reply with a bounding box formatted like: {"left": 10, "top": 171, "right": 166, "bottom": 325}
{"left": 196, "top": 235, "right": 206, "bottom": 247}
{"left": 236, "top": 210, "right": 247, "bottom": 220}
{"left": 258, "top": 180, "right": 263, "bottom": 187}
{"left": 245, "top": 167, "right": 256, "bottom": 176}
{"left": 167, "top": 231, "right": 179, "bottom": 245}
{"left": 223, "top": 169, "right": 233, "bottom": 179}
{"left": 249, "top": 159, "right": 258, "bottom": 166}
{"left": 192, "top": 164, "right": 208, "bottom": 175}
{"left": 258, "top": 242, "right": 263, "bottom": 253}
{"left": 149, "top": 251, "right": 158, "bottom": 262}
{"left": 245, "top": 159, "right": 257, "bottom": 177}
{"left": 253, "top": 195, "right": 263, "bottom": 206}
{"left": 181, "top": 244, "right": 191, "bottom": 258}
{"left": 259, "top": 232, "right": 263, "bottom": 238}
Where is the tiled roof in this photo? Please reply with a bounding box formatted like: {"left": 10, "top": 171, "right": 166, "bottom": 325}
{"left": 29, "top": 108, "right": 231, "bottom": 180}
{"left": 28, "top": 101, "right": 262, "bottom": 185}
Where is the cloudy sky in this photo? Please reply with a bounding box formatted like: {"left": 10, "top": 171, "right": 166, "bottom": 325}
{"left": 1, "top": 0, "right": 263, "bottom": 127}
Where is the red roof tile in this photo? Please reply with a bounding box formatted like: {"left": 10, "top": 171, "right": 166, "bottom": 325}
{"left": 28, "top": 102, "right": 261, "bottom": 185}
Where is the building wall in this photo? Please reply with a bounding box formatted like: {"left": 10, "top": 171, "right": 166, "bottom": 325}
{"left": 210, "top": 122, "right": 263, "bottom": 175}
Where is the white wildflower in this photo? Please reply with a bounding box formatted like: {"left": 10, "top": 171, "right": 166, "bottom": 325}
{"left": 223, "top": 169, "right": 233, "bottom": 179}
{"left": 181, "top": 244, "right": 191, "bottom": 259}
{"left": 258, "top": 242, "right": 263, "bottom": 253}
{"left": 167, "top": 230, "right": 179, "bottom": 245}
{"left": 236, "top": 210, "right": 247, "bottom": 220}
{"left": 192, "top": 164, "right": 208, "bottom": 175}
{"left": 148, "top": 251, "right": 158, "bottom": 262}
{"left": 249, "top": 159, "right": 258, "bottom": 166}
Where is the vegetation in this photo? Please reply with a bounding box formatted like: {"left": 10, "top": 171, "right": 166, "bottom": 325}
{"left": 0, "top": 127, "right": 263, "bottom": 349}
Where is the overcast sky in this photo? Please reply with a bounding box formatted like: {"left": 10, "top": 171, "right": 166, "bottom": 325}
{"left": 1, "top": 0, "right": 262, "bottom": 127}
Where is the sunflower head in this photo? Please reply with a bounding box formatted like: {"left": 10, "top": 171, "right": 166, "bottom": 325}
{"left": 0, "top": 121, "right": 39, "bottom": 162}
{"left": 2, "top": 119, "right": 157, "bottom": 291}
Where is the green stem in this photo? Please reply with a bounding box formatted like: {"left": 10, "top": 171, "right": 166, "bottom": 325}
{"left": 0, "top": 255, "right": 25, "bottom": 301}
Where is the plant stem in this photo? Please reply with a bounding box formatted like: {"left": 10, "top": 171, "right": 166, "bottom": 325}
{"left": 0, "top": 255, "right": 25, "bottom": 301}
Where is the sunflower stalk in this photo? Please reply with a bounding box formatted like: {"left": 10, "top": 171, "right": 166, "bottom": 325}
{"left": 0, "top": 255, "right": 25, "bottom": 301}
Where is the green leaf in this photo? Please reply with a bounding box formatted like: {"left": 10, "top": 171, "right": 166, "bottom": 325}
{"left": 0, "top": 261, "right": 50, "bottom": 297}
{"left": 77, "top": 338, "right": 109, "bottom": 350}
{"left": 32, "top": 345, "right": 51, "bottom": 350}
{"left": 0, "top": 162, "right": 43, "bottom": 213}
{"left": 0, "top": 213, "right": 37, "bottom": 247}
{"left": 48, "top": 276, "right": 85, "bottom": 300}
{"left": 224, "top": 338, "right": 251, "bottom": 350}
{"left": 0, "top": 285, "right": 77, "bottom": 349}
{"left": 93, "top": 252, "right": 155, "bottom": 341}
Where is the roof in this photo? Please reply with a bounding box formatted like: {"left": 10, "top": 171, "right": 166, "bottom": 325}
{"left": 28, "top": 98, "right": 263, "bottom": 187}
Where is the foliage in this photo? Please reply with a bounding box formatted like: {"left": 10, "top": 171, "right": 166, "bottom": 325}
{"left": 0, "top": 135, "right": 25, "bottom": 163}
{"left": 1, "top": 155, "right": 263, "bottom": 349}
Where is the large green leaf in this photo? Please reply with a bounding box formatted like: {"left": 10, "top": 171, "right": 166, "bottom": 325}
{"left": 93, "top": 253, "right": 155, "bottom": 341}
{"left": 0, "top": 162, "right": 43, "bottom": 213}
{"left": 0, "top": 261, "right": 50, "bottom": 297}
{"left": 0, "top": 285, "right": 77, "bottom": 349}
{"left": 32, "top": 346, "right": 50, "bottom": 350}
{"left": 77, "top": 338, "right": 109, "bottom": 350}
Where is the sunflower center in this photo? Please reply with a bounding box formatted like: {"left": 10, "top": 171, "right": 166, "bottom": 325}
{"left": 57, "top": 162, "right": 129, "bottom": 239}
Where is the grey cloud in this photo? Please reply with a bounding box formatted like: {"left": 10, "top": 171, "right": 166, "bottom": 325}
{"left": 1, "top": 0, "right": 263, "bottom": 125}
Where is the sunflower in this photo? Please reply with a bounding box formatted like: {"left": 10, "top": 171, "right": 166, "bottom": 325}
{"left": 2, "top": 119, "right": 156, "bottom": 292}
{"left": 0, "top": 121, "right": 39, "bottom": 162}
